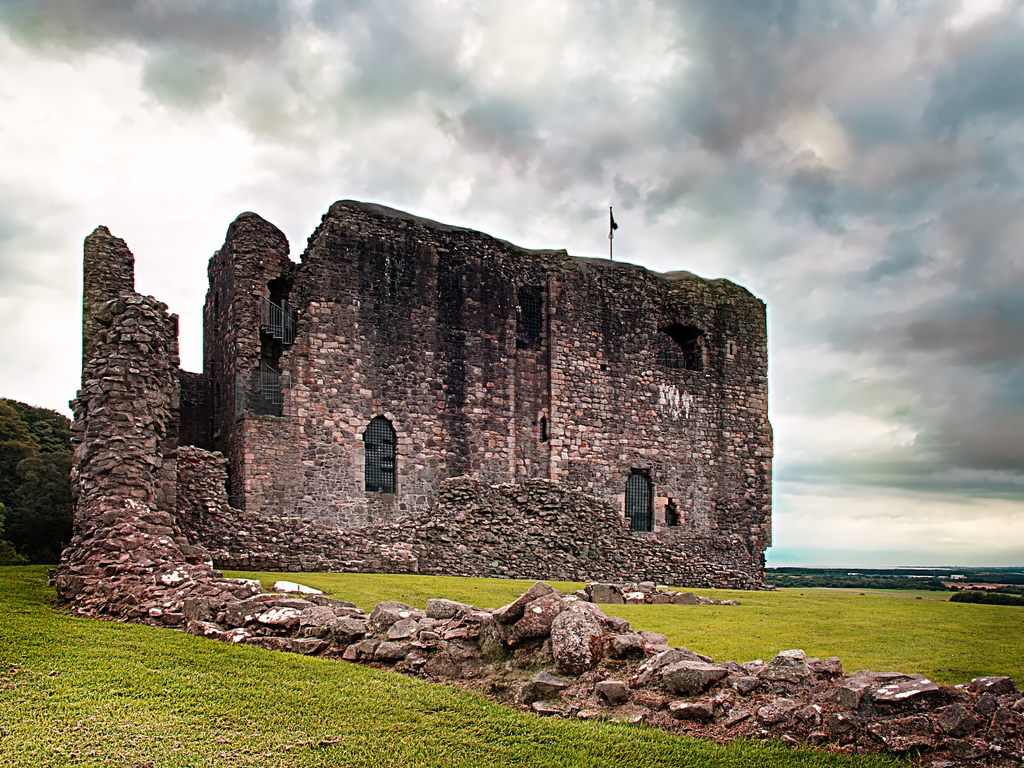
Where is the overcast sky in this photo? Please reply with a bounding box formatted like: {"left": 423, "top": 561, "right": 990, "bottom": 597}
{"left": 1, "top": 0, "right": 1022, "bottom": 568}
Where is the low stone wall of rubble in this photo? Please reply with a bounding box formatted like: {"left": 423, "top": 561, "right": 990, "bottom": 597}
{"left": 175, "top": 446, "right": 764, "bottom": 590}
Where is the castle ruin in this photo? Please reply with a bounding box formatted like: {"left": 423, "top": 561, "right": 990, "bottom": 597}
{"left": 68, "top": 201, "right": 772, "bottom": 588}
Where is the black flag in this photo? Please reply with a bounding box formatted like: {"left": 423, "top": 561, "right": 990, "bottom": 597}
{"left": 609, "top": 208, "right": 618, "bottom": 237}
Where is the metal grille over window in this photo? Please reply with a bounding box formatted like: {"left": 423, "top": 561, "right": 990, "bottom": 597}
{"left": 516, "top": 286, "right": 543, "bottom": 350}
{"left": 657, "top": 323, "right": 703, "bottom": 371}
{"left": 363, "top": 416, "right": 396, "bottom": 493}
{"left": 179, "top": 376, "right": 208, "bottom": 407}
{"left": 260, "top": 362, "right": 283, "bottom": 405}
{"left": 260, "top": 297, "right": 295, "bottom": 346}
{"left": 625, "top": 474, "right": 653, "bottom": 532}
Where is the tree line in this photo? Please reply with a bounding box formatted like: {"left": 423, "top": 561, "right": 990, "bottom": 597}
{"left": 0, "top": 398, "right": 73, "bottom": 564}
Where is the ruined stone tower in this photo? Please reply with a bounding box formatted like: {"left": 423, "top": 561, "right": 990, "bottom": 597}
{"left": 191, "top": 201, "right": 772, "bottom": 560}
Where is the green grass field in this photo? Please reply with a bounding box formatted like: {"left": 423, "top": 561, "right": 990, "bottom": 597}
{"left": 1, "top": 566, "right": 1019, "bottom": 768}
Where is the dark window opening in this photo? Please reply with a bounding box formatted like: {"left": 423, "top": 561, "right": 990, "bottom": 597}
{"left": 364, "top": 416, "right": 396, "bottom": 493}
{"left": 539, "top": 416, "right": 548, "bottom": 443}
{"left": 516, "top": 285, "right": 544, "bottom": 351}
{"left": 214, "top": 382, "right": 222, "bottom": 412}
{"left": 657, "top": 323, "right": 704, "bottom": 371}
{"left": 625, "top": 473, "right": 653, "bottom": 532}
{"left": 666, "top": 499, "right": 680, "bottom": 527}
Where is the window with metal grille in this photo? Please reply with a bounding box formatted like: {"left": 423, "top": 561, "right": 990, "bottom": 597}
{"left": 656, "top": 323, "right": 703, "bottom": 371}
{"left": 260, "top": 361, "right": 283, "bottom": 405}
{"left": 363, "top": 416, "right": 396, "bottom": 493}
{"left": 625, "top": 473, "right": 653, "bottom": 532}
{"left": 516, "top": 285, "right": 543, "bottom": 350}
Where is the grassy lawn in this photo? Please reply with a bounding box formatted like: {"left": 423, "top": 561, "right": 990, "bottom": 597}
{"left": 3, "top": 567, "right": 1017, "bottom": 768}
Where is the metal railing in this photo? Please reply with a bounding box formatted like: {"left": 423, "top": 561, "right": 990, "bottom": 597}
{"left": 260, "top": 361, "right": 283, "bottom": 405}
{"left": 260, "top": 297, "right": 295, "bottom": 345}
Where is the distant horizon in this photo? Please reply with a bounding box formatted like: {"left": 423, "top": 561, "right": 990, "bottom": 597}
{"left": 765, "top": 563, "right": 1024, "bottom": 571}
{"left": 766, "top": 548, "right": 1024, "bottom": 571}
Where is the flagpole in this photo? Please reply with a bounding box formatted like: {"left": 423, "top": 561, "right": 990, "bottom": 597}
{"left": 609, "top": 206, "right": 614, "bottom": 260}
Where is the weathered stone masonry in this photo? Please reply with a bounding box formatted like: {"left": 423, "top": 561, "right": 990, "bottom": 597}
{"left": 68, "top": 201, "right": 773, "bottom": 588}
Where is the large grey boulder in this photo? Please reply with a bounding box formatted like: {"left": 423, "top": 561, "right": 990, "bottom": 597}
{"left": 661, "top": 660, "right": 730, "bottom": 695}
{"left": 551, "top": 604, "right": 604, "bottom": 674}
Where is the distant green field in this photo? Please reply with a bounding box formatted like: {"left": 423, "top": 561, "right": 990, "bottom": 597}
{"left": 5, "top": 565, "right": 1018, "bottom": 768}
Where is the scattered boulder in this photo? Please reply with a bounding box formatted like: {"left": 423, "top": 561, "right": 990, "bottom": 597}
{"left": 970, "top": 676, "right": 1019, "bottom": 696}
{"left": 531, "top": 671, "right": 571, "bottom": 697}
{"left": 588, "top": 584, "right": 623, "bottom": 604}
{"left": 426, "top": 598, "right": 474, "bottom": 620}
{"left": 758, "top": 649, "right": 810, "bottom": 683}
{"left": 551, "top": 604, "right": 604, "bottom": 675}
{"left": 670, "top": 699, "right": 716, "bottom": 720}
{"left": 661, "top": 660, "right": 730, "bottom": 696}
{"left": 595, "top": 679, "right": 629, "bottom": 705}
{"left": 507, "top": 592, "right": 566, "bottom": 645}
{"left": 494, "top": 581, "right": 556, "bottom": 624}
{"left": 368, "top": 601, "right": 424, "bottom": 633}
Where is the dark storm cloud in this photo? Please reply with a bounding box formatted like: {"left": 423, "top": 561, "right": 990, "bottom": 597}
{"left": 0, "top": 0, "right": 290, "bottom": 56}
{"left": 924, "top": 4, "right": 1024, "bottom": 137}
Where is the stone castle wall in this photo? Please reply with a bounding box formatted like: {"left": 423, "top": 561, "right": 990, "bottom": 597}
{"left": 66, "top": 203, "right": 773, "bottom": 590}
{"left": 195, "top": 202, "right": 771, "bottom": 574}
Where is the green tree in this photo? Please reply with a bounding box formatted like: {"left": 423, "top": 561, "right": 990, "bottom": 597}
{"left": 4, "top": 398, "right": 73, "bottom": 454}
{"left": 0, "top": 501, "right": 29, "bottom": 565}
{"left": 8, "top": 453, "right": 73, "bottom": 564}
{"left": 0, "top": 400, "right": 38, "bottom": 507}
{"left": 0, "top": 399, "right": 73, "bottom": 564}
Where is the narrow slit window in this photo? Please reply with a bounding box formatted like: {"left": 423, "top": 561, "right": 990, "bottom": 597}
{"left": 364, "top": 416, "right": 396, "bottom": 493}
{"left": 516, "top": 285, "right": 544, "bottom": 350}
{"left": 539, "top": 416, "right": 548, "bottom": 443}
{"left": 625, "top": 473, "right": 653, "bottom": 532}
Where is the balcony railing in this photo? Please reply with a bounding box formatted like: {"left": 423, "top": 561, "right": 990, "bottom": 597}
{"left": 260, "top": 361, "right": 283, "bottom": 405}
{"left": 260, "top": 297, "right": 295, "bottom": 345}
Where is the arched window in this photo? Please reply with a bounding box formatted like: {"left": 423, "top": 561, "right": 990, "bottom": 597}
{"left": 363, "top": 416, "right": 396, "bottom": 493}
{"left": 539, "top": 416, "right": 548, "bottom": 443}
{"left": 625, "top": 473, "right": 653, "bottom": 532}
